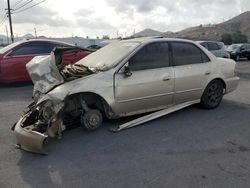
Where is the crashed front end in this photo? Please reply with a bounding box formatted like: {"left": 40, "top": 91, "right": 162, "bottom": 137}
{"left": 13, "top": 47, "right": 95, "bottom": 154}
{"left": 13, "top": 101, "right": 65, "bottom": 154}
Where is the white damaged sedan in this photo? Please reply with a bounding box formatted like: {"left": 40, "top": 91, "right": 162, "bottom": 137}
{"left": 12, "top": 38, "right": 239, "bottom": 154}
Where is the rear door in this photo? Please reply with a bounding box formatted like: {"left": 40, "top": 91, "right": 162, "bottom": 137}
{"left": 171, "top": 42, "right": 212, "bottom": 104}
{"left": 1, "top": 41, "right": 59, "bottom": 82}
{"left": 114, "top": 42, "right": 174, "bottom": 115}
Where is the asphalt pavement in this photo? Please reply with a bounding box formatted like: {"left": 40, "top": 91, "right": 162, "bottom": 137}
{"left": 0, "top": 61, "right": 250, "bottom": 188}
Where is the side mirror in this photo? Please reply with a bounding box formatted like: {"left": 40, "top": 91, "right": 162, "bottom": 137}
{"left": 124, "top": 65, "right": 132, "bottom": 77}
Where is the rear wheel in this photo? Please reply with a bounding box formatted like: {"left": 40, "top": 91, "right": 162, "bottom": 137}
{"left": 81, "top": 110, "right": 103, "bottom": 131}
{"left": 201, "top": 80, "right": 224, "bottom": 109}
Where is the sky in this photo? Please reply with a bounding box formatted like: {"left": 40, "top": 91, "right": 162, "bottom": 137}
{"left": 0, "top": 0, "right": 250, "bottom": 38}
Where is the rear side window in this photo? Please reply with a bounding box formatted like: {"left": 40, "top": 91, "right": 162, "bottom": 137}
{"left": 8, "top": 41, "right": 59, "bottom": 56}
{"left": 129, "top": 42, "right": 170, "bottom": 71}
{"left": 172, "top": 42, "right": 210, "bottom": 66}
{"left": 207, "top": 42, "right": 220, "bottom": 51}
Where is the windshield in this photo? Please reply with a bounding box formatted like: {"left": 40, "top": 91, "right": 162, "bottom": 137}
{"left": 227, "top": 44, "right": 242, "bottom": 51}
{"left": 75, "top": 41, "right": 140, "bottom": 70}
{"left": 0, "top": 41, "right": 22, "bottom": 54}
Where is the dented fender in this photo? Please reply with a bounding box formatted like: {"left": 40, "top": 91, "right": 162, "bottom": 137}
{"left": 37, "top": 70, "right": 115, "bottom": 107}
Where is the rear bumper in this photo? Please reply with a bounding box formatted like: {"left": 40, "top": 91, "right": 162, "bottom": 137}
{"left": 225, "top": 76, "right": 240, "bottom": 94}
{"left": 13, "top": 113, "right": 48, "bottom": 154}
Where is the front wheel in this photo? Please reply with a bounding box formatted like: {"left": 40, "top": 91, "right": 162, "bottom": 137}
{"left": 81, "top": 109, "right": 103, "bottom": 131}
{"left": 200, "top": 80, "right": 224, "bottom": 109}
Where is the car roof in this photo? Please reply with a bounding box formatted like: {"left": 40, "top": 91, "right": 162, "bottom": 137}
{"left": 123, "top": 37, "right": 197, "bottom": 44}
{"left": 25, "top": 39, "right": 73, "bottom": 46}
{"left": 196, "top": 41, "right": 223, "bottom": 44}
{"left": 0, "top": 39, "right": 74, "bottom": 54}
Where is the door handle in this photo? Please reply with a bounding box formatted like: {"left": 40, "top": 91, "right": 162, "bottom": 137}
{"left": 162, "top": 76, "right": 171, "bottom": 81}
{"left": 205, "top": 71, "right": 211, "bottom": 75}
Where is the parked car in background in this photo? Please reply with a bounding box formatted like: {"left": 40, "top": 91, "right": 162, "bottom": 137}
{"left": 227, "top": 43, "right": 250, "bottom": 61}
{"left": 86, "top": 44, "right": 102, "bottom": 50}
{"left": 198, "top": 41, "right": 230, "bottom": 58}
{"left": 0, "top": 39, "right": 92, "bottom": 83}
{"left": 13, "top": 38, "right": 239, "bottom": 154}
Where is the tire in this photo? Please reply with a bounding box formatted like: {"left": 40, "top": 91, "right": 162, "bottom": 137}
{"left": 200, "top": 80, "right": 224, "bottom": 109}
{"left": 81, "top": 109, "right": 103, "bottom": 131}
{"left": 247, "top": 57, "right": 250, "bottom": 60}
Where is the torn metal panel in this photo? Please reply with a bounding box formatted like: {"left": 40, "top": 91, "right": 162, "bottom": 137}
{"left": 26, "top": 54, "right": 64, "bottom": 101}
{"left": 111, "top": 100, "right": 200, "bottom": 132}
{"left": 27, "top": 46, "right": 95, "bottom": 102}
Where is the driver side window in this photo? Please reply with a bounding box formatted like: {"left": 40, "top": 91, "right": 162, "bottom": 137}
{"left": 7, "top": 42, "right": 56, "bottom": 57}
{"left": 129, "top": 42, "right": 170, "bottom": 71}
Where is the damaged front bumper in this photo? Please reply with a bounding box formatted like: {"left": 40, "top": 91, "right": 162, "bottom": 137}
{"left": 13, "top": 98, "right": 67, "bottom": 154}
{"left": 13, "top": 112, "right": 49, "bottom": 154}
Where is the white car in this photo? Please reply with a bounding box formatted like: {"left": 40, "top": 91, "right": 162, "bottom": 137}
{"left": 198, "top": 41, "right": 230, "bottom": 58}
{"left": 13, "top": 37, "right": 239, "bottom": 154}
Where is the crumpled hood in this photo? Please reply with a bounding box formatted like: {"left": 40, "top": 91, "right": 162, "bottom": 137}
{"left": 26, "top": 53, "right": 64, "bottom": 101}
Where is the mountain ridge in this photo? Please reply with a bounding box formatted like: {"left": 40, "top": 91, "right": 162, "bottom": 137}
{"left": 162, "top": 11, "right": 250, "bottom": 40}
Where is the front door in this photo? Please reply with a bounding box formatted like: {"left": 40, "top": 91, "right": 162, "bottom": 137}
{"left": 1, "top": 55, "right": 34, "bottom": 82}
{"left": 114, "top": 42, "right": 174, "bottom": 116}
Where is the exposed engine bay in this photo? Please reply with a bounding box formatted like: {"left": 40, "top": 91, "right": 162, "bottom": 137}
{"left": 18, "top": 92, "right": 105, "bottom": 138}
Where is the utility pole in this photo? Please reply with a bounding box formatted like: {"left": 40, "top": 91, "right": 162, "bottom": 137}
{"left": 34, "top": 27, "right": 37, "bottom": 38}
{"left": 5, "top": 25, "right": 9, "bottom": 44}
{"left": 7, "top": 0, "right": 14, "bottom": 43}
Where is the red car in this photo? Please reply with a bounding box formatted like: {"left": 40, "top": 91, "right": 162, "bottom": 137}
{"left": 0, "top": 39, "right": 91, "bottom": 83}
